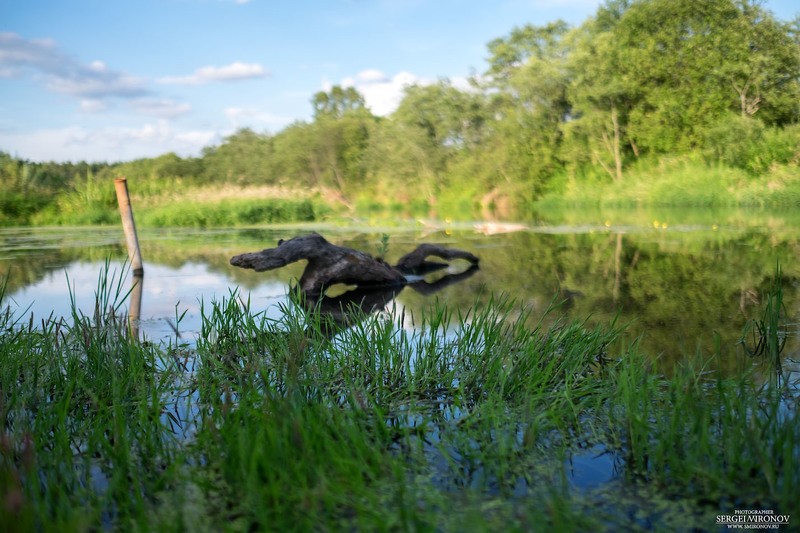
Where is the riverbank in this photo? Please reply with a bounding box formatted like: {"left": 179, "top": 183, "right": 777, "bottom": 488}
{"left": 536, "top": 156, "right": 800, "bottom": 211}
{"left": 2, "top": 152, "right": 798, "bottom": 229}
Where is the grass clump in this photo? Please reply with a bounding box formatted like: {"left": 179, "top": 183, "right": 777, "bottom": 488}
{"left": 537, "top": 154, "right": 800, "bottom": 210}
{"left": 601, "top": 354, "right": 799, "bottom": 524}
{"left": 1, "top": 265, "right": 798, "bottom": 531}
{"left": 185, "top": 293, "right": 621, "bottom": 531}
{"left": 0, "top": 265, "right": 183, "bottom": 531}
{"left": 136, "top": 197, "right": 324, "bottom": 228}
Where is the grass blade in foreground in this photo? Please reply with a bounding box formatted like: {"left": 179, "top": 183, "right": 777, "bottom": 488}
{"left": 1, "top": 266, "right": 797, "bottom": 531}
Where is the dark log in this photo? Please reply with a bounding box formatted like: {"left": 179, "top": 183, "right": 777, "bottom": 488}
{"left": 395, "top": 243, "right": 480, "bottom": 275}
{"left": 231, "top": 233, "right": 404, "bottom": 295}
{"left": 230, "top": 232, "right": 479, "bottom": 296}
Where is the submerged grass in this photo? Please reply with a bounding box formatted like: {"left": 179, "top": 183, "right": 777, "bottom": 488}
{"left": 1, "top": 265, "right": 798, "bottom": 531}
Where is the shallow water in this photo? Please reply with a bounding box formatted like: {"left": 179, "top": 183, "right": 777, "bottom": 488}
{"left": 2, "top": 214, "right": 798, "bottom": 504}
{"left": 1, "top": 214, "right": 798, "bottom": 371}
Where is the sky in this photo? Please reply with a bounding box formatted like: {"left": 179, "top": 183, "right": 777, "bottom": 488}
{"left": 1, "top": 0, "right": 797, "bottom": 163}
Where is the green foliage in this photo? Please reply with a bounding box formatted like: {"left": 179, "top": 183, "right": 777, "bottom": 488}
{"left": 703, "top": 114, "right": 768, "bottom": 170}
{"left": 2, "top": 264, "right": 798, "bottom": 530}
{"left": 138, "top": 198, "right": 322, "bottom": 228}
{"left": 538, "top": 155, "right": 800, "bottom": 208}
{"left": 270, "top": 121, "right": 319, "bottom": 188}
{"left": 2, "top": 0, "right": 799, "bottom": 224}
{"left": 201, "top": 129, "right": 273, "bottom": 184}
{"left": 0, "top": 152, "right": 109, "bottom": 225}
{"left": 376, "top": 233, "right": 390, "bottom": 259}
{"left": 33, "top": 171, "right": 119, "bottom": 225}
{"left": 0, "top": 263, "right": 183, "bottom": 530}
{"left": 312, "top": 85, "right": 366, "bottom": 119}
{"left": 490, "top": 26, "right": 571, "bottom": 189}
{"left": 0, "top": 192, "right": 51, "bottom": 226}
{"left": 563, "top": 0, "right": 800, "bottom": 181}
{"left": 606, "top": 353, "right": 799, "bottom": 512}
{"left": 740, "top": 262, "right": 788, "bottom": 379}
{"left": 703, "top": 115, "right": 800, "bottom": 175}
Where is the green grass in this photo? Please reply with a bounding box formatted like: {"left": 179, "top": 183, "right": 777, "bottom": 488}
{"left": 6, "top": 153, "right": 800, "bottom": 228}
{"left": 137, "top": 197, "right": 325, "bottom": 228}
{"left": 538, "top": 156, "right": 800, "bottom": 210}
{"left": 1, "top": 264, "right": 798, "bottom": 531}
{"left": 31, "top": 195, "right": 329, "bottom": 228}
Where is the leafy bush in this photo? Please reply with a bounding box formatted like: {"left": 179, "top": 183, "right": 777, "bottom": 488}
{"left": 756, "top": 124, "right": 800, "bottom": 171}
{"left": 0, "top": 192, "right": 53, "bottom": 225}
{"left": 702, "top": 114, "right": 766, "bottom": 171}
{"left": 703, "top": 115, "right": 800, "bottom": 174}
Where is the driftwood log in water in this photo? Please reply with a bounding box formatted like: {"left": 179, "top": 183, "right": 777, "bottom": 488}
{"left": 230, "top": 232, "right": 479, "bottom": 296}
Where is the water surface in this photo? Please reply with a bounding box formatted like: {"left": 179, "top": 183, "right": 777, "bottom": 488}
{"left": 1, "top": 212, "right": 798, "bottom": 371}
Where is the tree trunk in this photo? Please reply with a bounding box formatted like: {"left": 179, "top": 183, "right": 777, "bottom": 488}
{"left": 230, "top": 232, "right": 480, "bottom": 297}
{"left": 611, "top": 104, "right": 623, "bottom": 182}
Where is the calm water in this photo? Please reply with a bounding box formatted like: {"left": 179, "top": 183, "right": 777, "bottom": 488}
{"left": 2, "top": 212, "right": 798, "bottom": 500}
{"left": 1, "top": 211, "right": 798, "bottom": 372}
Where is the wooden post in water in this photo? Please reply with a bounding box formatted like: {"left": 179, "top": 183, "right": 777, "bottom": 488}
{"left": 114, "top": 177, "right": 144, "bottom": 276}
{"left": 129, "top": 274, "right": 143, "bottom": 339}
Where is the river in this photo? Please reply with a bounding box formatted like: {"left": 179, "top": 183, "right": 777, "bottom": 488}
{"left": 1, "top": 208, "right": 798, "bottom": 373}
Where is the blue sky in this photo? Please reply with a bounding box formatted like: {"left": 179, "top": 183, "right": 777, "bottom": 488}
{"left": 1, "top": 0, "right": 797, "bottom": 163}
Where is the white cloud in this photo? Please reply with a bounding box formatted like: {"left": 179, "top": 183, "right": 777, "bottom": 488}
{"left": 175, "top": 129, "right": 220, "bottom": 147}
{"left": 0, "top": 32, "right": 149, "bottom": 100}
{"left": 80, "top": 99, "right": 107, "bottom": 113}
{"left": 132, "top": 98, "right": 192, "bottom": 118}
{"left": 0, "top": 122, "right": 218, "bottom": 162}
{"left": 450, "top": 75, "right": 478, "bottom": 91}
{"left": 225, "top": 107, "right": 293, "bottom": 129}
{"left": 337, "top": 69, "right": 423, "bottom": 116}
{"left": 46, "top": 71, "right": 147, "bottom": 99}
{"left": 327, "top": 70, "right": 482, "bottom": 116}
{"left": 158, "top": 62, "right": 269, "bottom": 85}
{"left": 355, "top": 69, "right": 388, "bottom": 83}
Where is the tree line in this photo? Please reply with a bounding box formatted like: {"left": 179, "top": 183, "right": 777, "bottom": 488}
{"left": 2, "top": 0, "right": 799, "bottom": 224}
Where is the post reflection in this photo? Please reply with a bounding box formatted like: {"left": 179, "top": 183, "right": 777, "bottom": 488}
{"left": 129, "top": 274, "right": 143, "bottom": 339}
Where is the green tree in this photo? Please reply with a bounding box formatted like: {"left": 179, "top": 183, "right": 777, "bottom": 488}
{"left": 201, "top": 128, "right": 274, "bottom": 184}
{"left": 362, "top": 118, "right": 440, "bottom": 203}
{"left": 564, "top": 0, "right": 800, "bottom": 179}
{"left": 271, "top": 121, "right": 319, "bottom": 188}
{"left": 563, "top": 10, "right": 635, "bottom": 181}
{"left": 721, "top": 1, "right": 800, "bottom": 125}
{"left": 270, "top": 87, "right": 375, "bottom": 200}
{"left": 392, "top": 81, "right": 485, "bottom": 173}
{"left": 484, "top": 21, "right": 572, "bottom": 190}
{"left": 312, "top": 85, "right": 366, "bottom": 119}
{"left": 311, "top": 113, "right": 372, "bottom": 194}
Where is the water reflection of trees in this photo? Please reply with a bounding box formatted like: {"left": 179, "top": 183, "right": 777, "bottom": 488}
{"left": 3, "top": 226, "right": 797, "bottom": 374}
{"left": 0, "top": 246, "right": 124, "bottom": 294}
{"left": 394, "top": 230, "right": 798, "bottom": 372}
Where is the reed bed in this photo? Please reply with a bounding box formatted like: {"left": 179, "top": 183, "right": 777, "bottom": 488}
{"left": 1, "top": 265, "right": 797, "bottom": 531}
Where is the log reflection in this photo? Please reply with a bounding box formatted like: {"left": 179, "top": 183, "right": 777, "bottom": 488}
{"left": 294, "top": 261, "right": 480, "bottom": 339}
